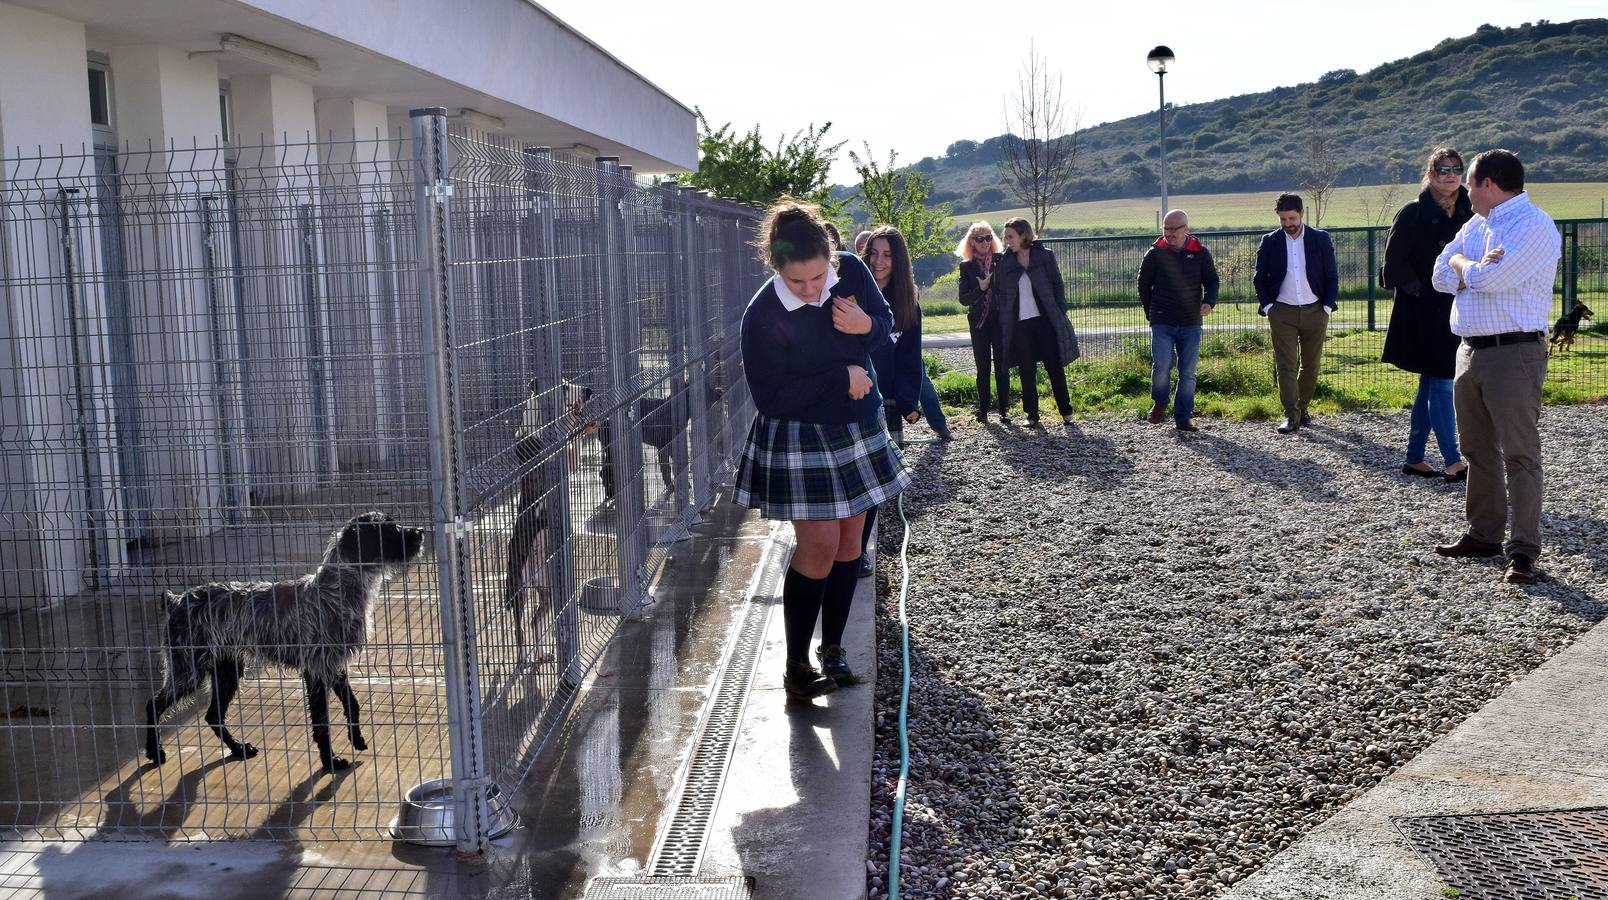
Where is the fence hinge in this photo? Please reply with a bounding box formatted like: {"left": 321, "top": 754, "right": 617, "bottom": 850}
{"left": 428, "top": 180, "right": 455, "bottom": 205}
{"left": 450, "top": 516, "right": 471, "bottom": 540}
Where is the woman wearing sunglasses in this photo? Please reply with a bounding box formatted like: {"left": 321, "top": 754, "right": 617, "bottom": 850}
{"left": 997, "top": 217, "right": 1080, "bottom": 426}
{"left": 956, "top": 222, "right": 1010, "bottom": 423}
{"left": 1381, "top": 147, "right": 1474, "bottom": 482}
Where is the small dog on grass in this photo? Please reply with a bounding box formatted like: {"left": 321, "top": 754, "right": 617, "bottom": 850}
{"left": 1549, "top": 301, "right": 1594, "bottom": 355}
{"left": 506, "top": 379, "right": 594, "bottom": 658}
{"left": 144, "top": 512, "right": 425, "bottom": 771}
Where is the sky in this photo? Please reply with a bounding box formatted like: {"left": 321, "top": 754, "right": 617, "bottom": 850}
{"left": 538, "top": 0, "right": 1606, "bottom": 185}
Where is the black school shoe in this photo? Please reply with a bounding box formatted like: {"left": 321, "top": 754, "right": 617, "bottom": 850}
{"left": 784, "top": 660, "right": 837, "bottom": 701}
{"left": 1401, "top": 463, "right": 1441, "bottom": 479}
{"left": 817, "top": 645, "right": 856, "bottom": 686}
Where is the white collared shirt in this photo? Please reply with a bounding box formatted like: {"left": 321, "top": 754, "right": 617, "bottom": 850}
{"left": 1431, "top": 191, "right": 1559, "bottom": 337}
{"left": 772, "top": 264, "right": 841, "bottom": 311}
{"left": 1276, "top": 229, "right": 1319, "bottom": 306}
{"left": 1018, "top": 271, "right": 1040, "bottom": 320}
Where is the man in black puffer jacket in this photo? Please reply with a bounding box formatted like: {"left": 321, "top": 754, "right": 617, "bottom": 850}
{"left": 1137, "top": 209, "right": 1220, "bottom": 431}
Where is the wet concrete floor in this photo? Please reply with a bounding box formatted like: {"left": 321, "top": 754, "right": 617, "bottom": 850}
{"left": 1, "top": 498, "right": 774, "bottom": 899}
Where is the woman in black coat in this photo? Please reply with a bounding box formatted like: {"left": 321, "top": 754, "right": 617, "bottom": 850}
{"left": 956, "top": 222, "right": 1009, "bottom": 423}
{"left": 1381, "top": 147, "right": 1474, "bottom": 482}
{"left": 997, "top": 217, "right": 1080, "bottom": 426}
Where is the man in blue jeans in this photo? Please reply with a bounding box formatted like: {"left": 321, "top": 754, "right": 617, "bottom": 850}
{"left": 1137, "top": 209, "right": 1219, "bottom": 431}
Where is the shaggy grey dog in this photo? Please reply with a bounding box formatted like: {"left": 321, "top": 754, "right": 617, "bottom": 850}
{"left": 144, "top": 511, "right": 425, "bottom": 771}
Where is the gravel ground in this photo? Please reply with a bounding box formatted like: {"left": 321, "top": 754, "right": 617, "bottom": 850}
{"left": 867, "top": 405, "right": 1608, "bottom": 899}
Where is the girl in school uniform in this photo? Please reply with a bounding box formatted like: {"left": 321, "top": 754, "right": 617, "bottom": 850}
{"left": 734, "top": 200, "right": 911, "bottom": 701}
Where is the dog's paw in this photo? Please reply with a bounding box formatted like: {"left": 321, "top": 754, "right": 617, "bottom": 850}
{"left": 229, "top": 743, "right": 259, "bottom": 761}
{"left": 349, "top": 730, "right": 368, "bottom": 752}
{"left": 323, "top": 756, "right": 352, "bottom": 772}
{"left": 145, "top": 746, "right": 168, "bottom": 765}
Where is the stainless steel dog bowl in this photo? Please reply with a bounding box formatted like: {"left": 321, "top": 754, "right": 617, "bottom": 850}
{"left": 578, "top": 576, "right": 623, "bottom": 615}
{"left": 389, "top": 778, "right": 518, "bottom": 846}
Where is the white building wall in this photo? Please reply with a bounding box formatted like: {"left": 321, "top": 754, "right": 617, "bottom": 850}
{"left": 98, "top": 45, "right": 236, "bottom": 543}
{"left": 0, "top": 3, "right": 104, "bottom": 609}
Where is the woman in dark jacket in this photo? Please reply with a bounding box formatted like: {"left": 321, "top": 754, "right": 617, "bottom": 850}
{"left": 957, "top": 221, "right": 1009, "bottom": 423}
{"left": 1381, "top": 147, "right": 1473, "bottom": 482}
{"left": 997, "top": 217, "right": 1080, "bottom": 426}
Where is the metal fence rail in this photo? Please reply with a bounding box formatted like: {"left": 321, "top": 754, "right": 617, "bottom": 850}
{"left": 0, "top": 109, "right": 763, "bottom": 853}
{"left": 1031, "top": 221, "right": 1608, "bottom": 400}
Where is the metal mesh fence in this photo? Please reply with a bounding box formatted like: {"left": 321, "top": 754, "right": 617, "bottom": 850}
{"left": 0, "top": 111, "right": 762, "bottom": 849}
{"left": 1031, "top": 222, "right": 1608, "bottom": 402}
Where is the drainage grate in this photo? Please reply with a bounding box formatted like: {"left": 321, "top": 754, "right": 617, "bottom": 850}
{"left": 583, "top": 876, "right": 754, "bottom": 899}
{"left": 1396, "top": 807, "right": 1608, "bottom": 899}
{"left": 646, "top": 525, "right": 789, "bottom": 878}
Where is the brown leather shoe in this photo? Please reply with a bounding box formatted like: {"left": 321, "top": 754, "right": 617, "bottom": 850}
{"left": 1504, "top": 554, "right": 1539, "bottom": 584}
{"left": 1435, "top": 535, "right": 1503, "bottom": 558}
{"left": 1175, "top": 420, "right": 1199, "bottom": 432}
{"left": 1147, "top": 403, "right": 1165, "bottom": 424}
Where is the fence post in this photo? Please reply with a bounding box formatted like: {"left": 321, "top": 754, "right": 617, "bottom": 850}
{"left": 54, "top": 188, "right": 109, "bottom": 589}
{"left": 597, "top": 157, "right": 648, "bottom": 612}
{"left": 200, "top": 195, "right": 246, "bottom": 521}
{"left": 1366, "top": 228, "right": 1377, "bottom": 331}
{"left": 1563, "top": 222, "right": 1579, "bottom": 315}
{"left": 523, "top": 145, "right": 582, "bottom": 682}
{"left": 680, "top": 187, "right": 714, "bottom": 509}
{"left": 659, "top": 179, "right": 693, "bottom": 521}
{"left": 410, "top": 106, "right": 493, "bottom": 859}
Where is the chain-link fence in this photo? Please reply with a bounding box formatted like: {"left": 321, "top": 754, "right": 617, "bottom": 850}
{"left": 0, "top": 108, "right": 762, "bottom": 852}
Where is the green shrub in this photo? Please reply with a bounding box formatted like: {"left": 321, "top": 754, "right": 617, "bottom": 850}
{"left": 932, "top": 370, "right": 977, "bottom": 405}
{"left": 1197, "top": 355, "right": 1275, "bottom": 395}
{"left": 923, "top": 351, "right": 948, "bottom": 378}
{"left": 921, "top": 299, "right": 964, "bottom": 317}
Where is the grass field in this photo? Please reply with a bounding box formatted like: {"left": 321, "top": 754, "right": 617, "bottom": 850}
{"left": 927, "top": 326, "right": 1608, "bottom": 421}
{"left": 953, "top": 182, "right": 1608, "bottom": 232}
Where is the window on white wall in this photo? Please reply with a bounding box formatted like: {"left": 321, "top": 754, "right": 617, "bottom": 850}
{"left": 88, "top": 53, "right": 115, "bottom": 147}
{"left": 218, "top": 80, "right": 233, "bottom": 142}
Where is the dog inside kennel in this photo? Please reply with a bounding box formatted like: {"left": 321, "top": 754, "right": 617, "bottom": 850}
{"left": 0, "top": 119, "right": 760, "bottom": 845}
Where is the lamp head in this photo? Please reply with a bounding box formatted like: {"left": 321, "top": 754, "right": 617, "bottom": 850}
{"left": 1147, "top": 45, "right": 1175, "bottom": 75}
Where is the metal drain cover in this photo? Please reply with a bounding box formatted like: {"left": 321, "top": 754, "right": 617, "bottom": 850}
{"left": 1396, "top": 807, "right": 1608, "bottom": 899}
{"left": 582, "top": 876, "right": 754, "bottom": 899}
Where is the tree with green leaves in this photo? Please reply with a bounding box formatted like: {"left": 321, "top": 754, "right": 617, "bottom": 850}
{"left": 848, "top": 142, "right": 954, "bottom": 258}
{"left": 678, "top": 108, "right": 846, "bottom": 219}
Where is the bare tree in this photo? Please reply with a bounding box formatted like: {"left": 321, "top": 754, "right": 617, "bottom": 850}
{"left": 1357, "top": 175, "right": 1410, "bottom": 229}
{"left": 1300, "top": 134, "right": 1341, "bottom": 227}
{"left": 1000, "top": 42, "right": 1081, "bottom": 234}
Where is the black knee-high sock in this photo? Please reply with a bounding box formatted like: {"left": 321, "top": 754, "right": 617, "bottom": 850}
{"left": 819, "top": 559, "right": 861, "bottom": 649}
{"left": 782, "top": 566, "right": 828, "bottom": 664}
{"left": 860, "top": 506, "right": 878, "bottom": 557}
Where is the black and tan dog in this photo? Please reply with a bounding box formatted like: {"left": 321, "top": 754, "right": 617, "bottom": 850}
{"left": 144, "top": 512, "right": 425, "bottom": 771}
{"left": 1549, "top": 301, "right": 1594, "bottom": 354}
{"left": 505, "top": 379, "right": 594, "bottom": 658}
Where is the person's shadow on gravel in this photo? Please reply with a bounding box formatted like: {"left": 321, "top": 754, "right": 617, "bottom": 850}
{"left": 996, "top": 421, "right": 1135, "bottom": 488}
{"left": 1176, "top": 431, "right": 1342, "bottom": 503}
{"left": 1293, "top": 418, "right": 1408, "bottom": 472}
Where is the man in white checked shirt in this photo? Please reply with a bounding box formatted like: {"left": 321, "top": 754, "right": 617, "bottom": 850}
{"left": 1429, "top": 150, "right": 1559, "bottom": 585}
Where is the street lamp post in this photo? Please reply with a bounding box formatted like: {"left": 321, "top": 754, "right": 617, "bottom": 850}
{"left": 1147, "top": 45, "right": 1175, "bottom": 225}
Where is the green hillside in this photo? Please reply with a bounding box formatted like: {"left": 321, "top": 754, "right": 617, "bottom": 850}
{"left": 922, "top": 19, "right": 1608, "bottom": 212}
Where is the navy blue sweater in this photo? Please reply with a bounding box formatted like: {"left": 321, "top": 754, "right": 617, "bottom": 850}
{"left": 741, "top": 252, "right": 893, "bottom": 424}
{"left": 869, "top": 305, "right": 924, "bottom": 416}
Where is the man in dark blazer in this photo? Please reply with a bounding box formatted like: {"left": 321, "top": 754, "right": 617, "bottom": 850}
{"left": 1254, "top": 193, "right": 1339, "bottom": 433}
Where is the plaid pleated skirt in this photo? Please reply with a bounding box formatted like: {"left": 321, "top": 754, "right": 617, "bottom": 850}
{"left": 733, "top": 414, "right": 912, "bottom": 521}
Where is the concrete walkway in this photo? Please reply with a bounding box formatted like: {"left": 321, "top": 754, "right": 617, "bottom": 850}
{"left": 1229, "top": 616, "right": 1608, "bottom": 899}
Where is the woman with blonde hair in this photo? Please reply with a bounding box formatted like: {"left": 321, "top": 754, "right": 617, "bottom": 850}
{"left": 734, "top": 199, "right": 909, "bottom": 700}
{"left": 956, "top": 222, "right": 1008, "bottom": 422}
{"left": 997, "top": 217, "right": 1079, "bottom": 425}
{"left": 1381, "top": 146, "right": 1473, "bottom": 481}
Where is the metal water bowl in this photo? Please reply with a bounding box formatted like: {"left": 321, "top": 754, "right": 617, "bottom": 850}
{"left": 578, "top": 576, "right": 623, "bottom": 615}
{"left": 389, "top": 778, "right": 518, "bottom": 846}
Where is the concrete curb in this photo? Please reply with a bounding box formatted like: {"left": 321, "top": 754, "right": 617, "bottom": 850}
{"left": 699, "top": 530, "right": 876, "bottom": 900}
